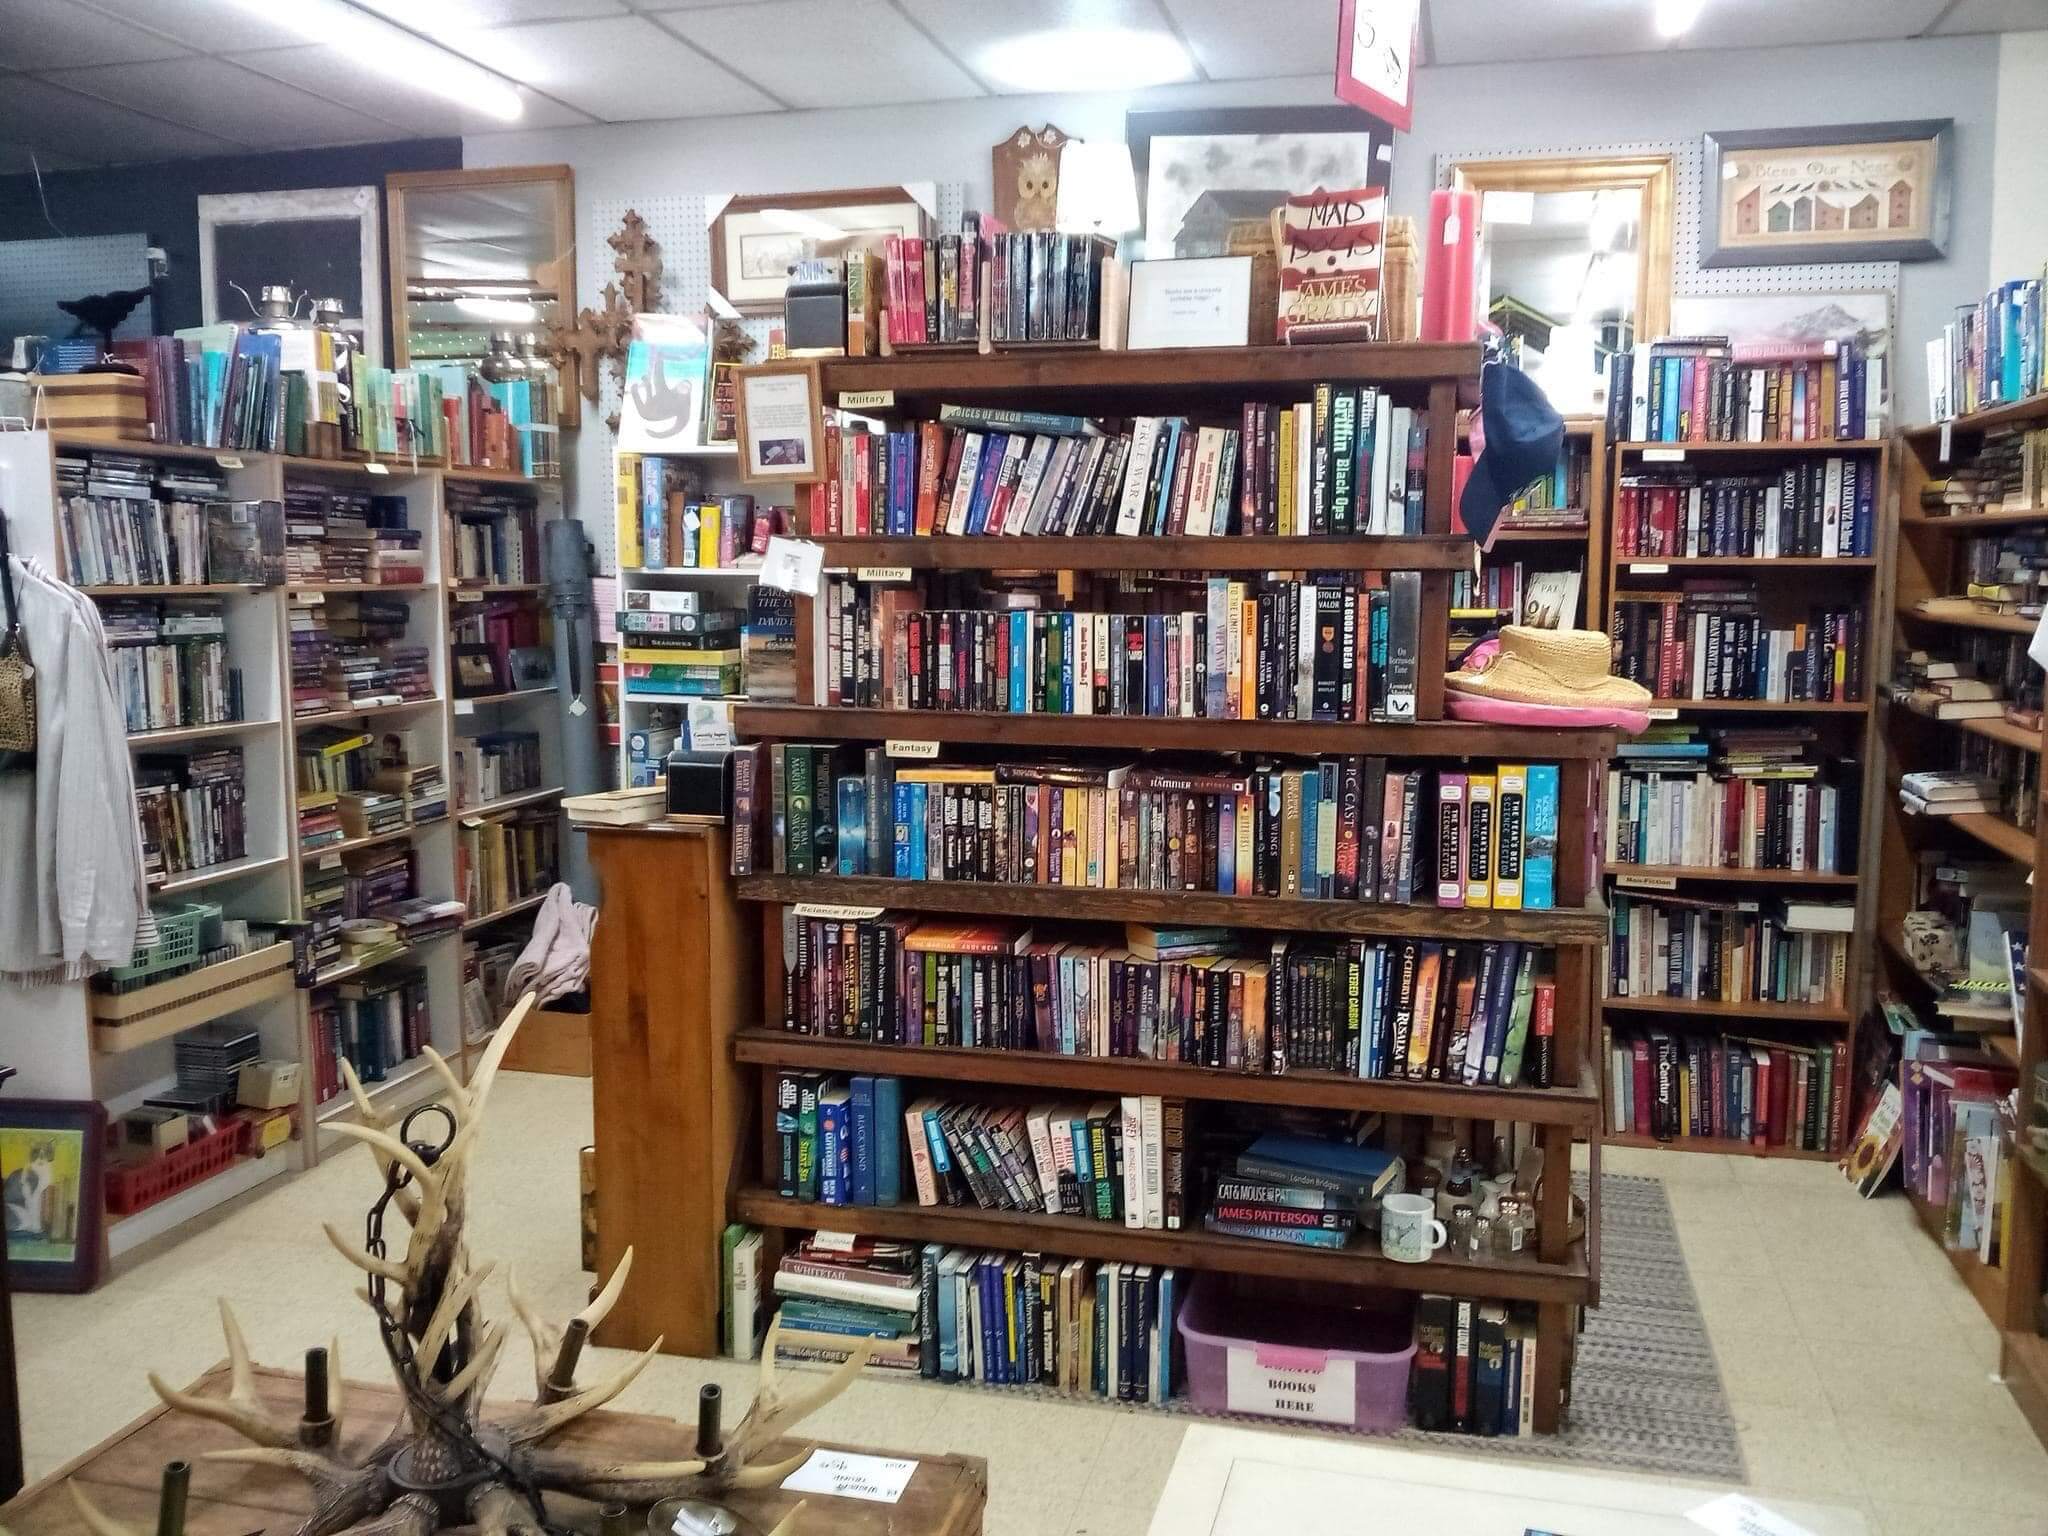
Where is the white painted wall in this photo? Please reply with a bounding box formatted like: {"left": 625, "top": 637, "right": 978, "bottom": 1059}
{"left": 466, "top": 31, "right": 2003, "bottom": 475}
{"left": 1990, "top": 30, "right": 2048, "bottom": 286}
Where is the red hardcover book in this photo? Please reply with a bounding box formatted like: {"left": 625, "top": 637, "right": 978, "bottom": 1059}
{"left": 904, "top": 240, "right": 929, "bottom": 345}
{"left": 914, "top": 421, "right": 944, "bottom": 536}
{"left": 1631, "top": 1037, "right": 1653, "bottom": 1135}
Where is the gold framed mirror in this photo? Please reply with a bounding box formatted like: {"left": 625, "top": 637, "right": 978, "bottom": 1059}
{"left": 1450, "top": 154, "right": 1674, "bottom": 416}
{"left": 386, "top": 164, "right": 578, "bottom": 428}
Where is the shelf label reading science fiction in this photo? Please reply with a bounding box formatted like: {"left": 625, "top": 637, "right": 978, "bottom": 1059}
{"left": 1225, "top": 1345, "right": 1357, "bottom": 1425}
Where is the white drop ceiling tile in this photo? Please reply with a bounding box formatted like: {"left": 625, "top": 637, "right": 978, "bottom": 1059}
{"left": 457, "top": 14, "right": 777, "bottom": 118}
{"left": 897, "top": 0, "right": 1194, "bottom": 87}
{"left": 1428, "top": 0, "right": 1938, "bottom": 62}
{"left": 226, "top": 45, "right": 596, "bottom": 135}
{"left": 1929, "top": 0, "right": 2048, "bottom": 33}
{"left": 44, "top": 56, "right": 399, "bottom": 147}
{"left": 67, "top": 0, "right": 310, "bottom": 52}
{"left": 1160, "top": 0, "right": 1337, "bottom": 80}
{"left": 0, "top": 0, "right": 190, "bottom": 69}
{"left": 1680, "top": 0, "right": 1946, "bottom": 51}
{"left": 354, "top": 0, "right": 631, "bottom": 28}
{"left": 0, "top": 74, "right": 239, "bottom": 161}
{"left": 629, "top": 0, "right": 783, "bottom": 9}
{"left": 659, "top": 0, "right": 982, "bottom": 108}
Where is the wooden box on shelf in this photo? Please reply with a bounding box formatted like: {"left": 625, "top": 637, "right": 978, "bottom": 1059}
{"left": 499, "top": 1004, "right": 593, "bottom": 1077}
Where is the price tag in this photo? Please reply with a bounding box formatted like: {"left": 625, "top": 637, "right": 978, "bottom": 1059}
{"left": 1615, "top": 875, "right": 1679, "bottom": 892}
{"left": 856, "top": 566, "right": 914, "bottom": 583}
{"left": 569, "top": 697, "right": 589, "bottom": 717}
{"left": 779, "top": 1449, "right": 917, "bottom": 1505}
{"left": 454, "top": 699, "right": 475, "bottom": 716}
{"left": 1642, "top": 447, "right": 1686, "bottom": 463}
{"left": 1939, "top": 421, "right": 1953, "bottom": 463}
{"left": 365, "top": 462, "right": 390, "bottom": 476}
{"left": 1224, "top": 1345, "right": 1356, "bottom": 1426}
{"left": 1647, "top": 706, "right": 1679, "bottom": 721}
{"left": 886, "top": 738, "right": 940, "bottom": 759}
{"left": 792, "top": 903, "right": 887, "bottom": 920}
{"left": 760, "top": 536, "right": 824, "bottom": 596}
{"left": 455, "top": 590, "right": 483, "bottom": 604}
{"left": 215, "top": 455, "right": 244, "bottom": 470}
{"left": 1627, "top": 562, "right": 1670, "bottom": 575}
{"left": 838, "top": 390, "right": 896, "bottom": 410}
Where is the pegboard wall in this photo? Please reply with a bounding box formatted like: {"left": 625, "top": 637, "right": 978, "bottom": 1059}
{"left": 1, "top": 232, "right": 154, "bottom": 352}
{"left": 1433, "top": 136, "right": 1902, "bottom": 306}
{"left": 577, "top": 184, "right": 967, "bottom": 569}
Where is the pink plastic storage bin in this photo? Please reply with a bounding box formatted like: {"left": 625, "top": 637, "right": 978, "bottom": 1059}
{"left": 1177, "top": 1274, "right": 1415, "bottom": 1431}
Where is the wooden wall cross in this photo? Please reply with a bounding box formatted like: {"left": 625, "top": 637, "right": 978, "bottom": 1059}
{"left": 609, "top": 209, "right": 663, "bottom": 312}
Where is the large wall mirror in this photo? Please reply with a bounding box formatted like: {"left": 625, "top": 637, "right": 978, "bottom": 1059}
{"left": 1450, "top": 155, "right": 1673, "bottom": 417}
{"left": 386, "top": 165, "right": 577, "bottom": 426}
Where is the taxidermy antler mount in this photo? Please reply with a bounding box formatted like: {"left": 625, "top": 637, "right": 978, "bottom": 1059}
{"left": 67, "top": 995, "right": 869, "bottom": 1536}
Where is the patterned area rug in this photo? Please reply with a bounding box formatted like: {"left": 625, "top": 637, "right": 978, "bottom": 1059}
{"left": 924, "top": 1170, "right": 1748, "bottom": 1483}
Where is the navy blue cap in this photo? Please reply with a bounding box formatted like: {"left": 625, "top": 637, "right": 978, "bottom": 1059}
{"left": 1460, "top": 360, "right": 1564, "bottom": 549}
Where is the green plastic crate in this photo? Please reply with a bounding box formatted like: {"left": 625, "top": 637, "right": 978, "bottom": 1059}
{"left": 103, "top": 902, "right": 218, "bottom": 985}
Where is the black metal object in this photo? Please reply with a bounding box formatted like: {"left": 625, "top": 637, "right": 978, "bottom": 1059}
{"left": 301, "top": 1347, "right": 334, "bottom": 1449}
{"left": 542, "top": 1317, "right": 590, "bottom": 1404}
{"left": 155, "top": 1460, "right": 190, "bottom": 1536}
{"left": 695, "top": 1384, "right": 722, "bottom": 1458}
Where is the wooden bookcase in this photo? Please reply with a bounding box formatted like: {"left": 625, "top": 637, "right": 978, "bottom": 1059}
{"left": 1595, "top": 436, "right": 1891, "bottom": 1159}
{"left": 1884, "top": 396, "right": 2048, "bottom": 1372}
{"left": 0, "top": 428, "right": 562, "bottom": 1254}
{"left": 728, "top": 342, "right": 1612, "bottom": 1433}
{"left": 1476, "top": 416, "right": 1608, "bottom": 637}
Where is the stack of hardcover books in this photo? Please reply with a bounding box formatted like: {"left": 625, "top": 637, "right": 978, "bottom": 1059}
{"left": 770, "top": 1235, "right": 924, "bottom": 1373}
{"left": 1202, "top": 1131, "right": 1403, "bottom": 1249}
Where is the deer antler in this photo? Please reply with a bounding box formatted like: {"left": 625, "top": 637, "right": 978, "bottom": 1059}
{"left": 66, "top": 1483, "right": 138, "bottom": 1536}
{"left": 148, "top": 1299, "right": 298, "bottom": 1448}
{"left": 500, "top": 1337, "right": 663, "bottom": 1446}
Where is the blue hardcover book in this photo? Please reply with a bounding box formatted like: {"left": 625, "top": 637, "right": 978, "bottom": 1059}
{"left": 909, "top": 784, "right": 930, "bottom": 879}
{"left": 892, "top": 782, "right": 915, "bottom": 877}
{"left": 816, "top": 1085, "right": 849, "bottom": 1205}
{"left": 836, "top": 777, "right": 866, "bottom": 877}
{"left": 937, "top": 1251, "right": 962, "bottom": 1380}
{"left": 848, "top": 1075, "right": 875, "bottom": 1206}
{"left": 1477, "top": 941, "right": 1522, "bottom": 1085}
{"left": 1524, "top": 765, "right": 1560, "bottom": 910}
{"left": 1243, "top": 1131, "right": 1402, "bottom": 1186}
{"left": 922, "top": 1105, "right": 951, "bottom": 1184}
{"left": 639, "top": 456, "right": 668, "bottom": 571}
{"left": 1145, "top": 614, "right": 1166, "bottom": 715}
{"left": 892, "top": 432, "right": 915, "bottom": 533}
{"left": 977, "top": 1260, "right": 1002, "bottom": 1384}
{"left": 873, "top": 1075, "right": 903, "bottom": 1205}
{"left": 1203, "top": 1215, "right": 1351, "bottom": 1248}
{"left": 965, "top": 433, "right": 1009, "bottom": 534}
{"left": 1009, "top": 611, "right": 1029, "bottom": 713}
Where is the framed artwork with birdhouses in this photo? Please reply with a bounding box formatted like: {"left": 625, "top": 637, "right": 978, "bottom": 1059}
{"left": 992, "top": 124, "right": 1069, "bottom": 231}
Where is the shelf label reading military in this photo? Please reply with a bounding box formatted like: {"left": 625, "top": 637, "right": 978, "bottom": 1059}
{"left": 855, "top": 566, "right": 914, "bottom": 583}
{"left": 839, "top": 390, "right": 896, "bottom": 410}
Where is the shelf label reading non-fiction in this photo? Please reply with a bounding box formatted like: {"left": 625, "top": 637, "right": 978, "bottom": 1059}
{"left": 838, "top": 390, "right": 896, "bottom": 411}
{"left": 1615, "top": 875, "right": 1679, "bottom": 892}
{"left": 792, "top": 903, "right": 887, "bottom": 921}
{"left": 1647, "top": 706, "right": 1679, "bottom": 720}
{"left": 779, "top": 1449, "right": 917, "bottom": 1505}
{"left": 454, "top": 699, "right": 475, "bottom": 716}
{"left": 856, "top": 566, "right": 914, "bottom": 583}
{"left": 1627, "top": 563, "right": 1671, "bottom": 575}
{"left": 215, "top": 455, "right": 244, "bottom": 470}
{"left": 886, "top": 738, "right": 940, "bottom": 759}
{"left": 1642, "top": 447, "right": 1686, "bottom": 463}
{"left": 1224, "top": 1345, "right": 1356, "bottom": 1426}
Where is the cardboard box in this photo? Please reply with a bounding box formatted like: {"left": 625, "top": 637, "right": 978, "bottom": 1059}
{"left": 121, "top": 1107, "right": 188, "bottom": 1153}
{"left": 30, "top": 372, "right": 149, "bottom": 437}
{"left": 238, "top": 1107, "right": 296, "bottom": 1156}
{"left": 237, "top": 1059, "right": 302, "bottom": 1110}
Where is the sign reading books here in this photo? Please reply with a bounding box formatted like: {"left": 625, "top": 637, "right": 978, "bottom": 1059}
{"left": 1224, "top": 1344, "right": 1357, "bottom": 1426}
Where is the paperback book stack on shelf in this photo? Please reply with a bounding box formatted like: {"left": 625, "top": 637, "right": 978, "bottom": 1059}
{"left": 100, "top": 598, "right": 241, "bottom": 734}
{"left": 728, "top": 341, "right": 1608, "bottom": 1436}
{"left": 1926, "top": 270, "right": 2044, "bottom": 422}
{"left": 135, "top": 745, "right": 246, "bottom": 881}
{"left": 1606, "top": 333, "right": 1884, "bottom": 443}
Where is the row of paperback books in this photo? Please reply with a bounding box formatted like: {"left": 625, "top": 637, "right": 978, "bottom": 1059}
{"left": 308, "top": 967, "right": 428, "bottom": 1108}
{"left": 1610, "top": 587, "right": 1865, "bottom": 703}
{"left": 452, "top": 731, "right": 546, "bottom": 811}
{"left": 1604, "top": 334, "right": 1882, "bottom": 444}
{"left": 808, "top": 390, "right": 1428, "bottom": 540}
{"left": 777, "top": 913, "right": 1560, "bottom": 1091}
{"left": 1603, "top": 1025, "right": 1850, "bottom": 1153}
{"left": 1500, "top": 439, "right": 1592, "bottom": 529}
{"left": 737, "top": 746, "right": 1563, "bottom": 911}
{"left": 1922, "top": 424, "right": 2048, "bottom": 517}
{"left": 446, "top": 481, "right": 542, "bottom": 585}
{"left": 135, "top": 747, "right": 246, "bottom": 880}
{"left": 456, "top": 807, "right": 560, "bottom": 919}
{"left": 100, "top": 600, "right": 241, "bottom": 734}
{"left": 1607, "top": 890, "right": 1852, "bottom": 1008}
{"left": 1411, "top": 1296, "right": 1543, "bottom": 1437}
{"left": 1928, "top": 272, "right": 2043, "bottom": 422}
{"left": 54, "top": 461, "right": 285, "bottom": 590}
{"left": 871, "top": 224, "right": 1114, "bottom": 349}
{"left": 766, "top": 1232, "right": 1182, "bottom": 1403}
{"left": 819, "top": 572, "right": 1423, "bottom": 723}
{"left": 1902, "top": 1035, "right": 2016, "bottom": 1260}
{"left": 1604, "top": 728, "right": 1862, "bottom": 874}
{"left": 623, "top": 457, "right": 771, "bottom": 571}
{"left": 283, "top": 481, "right": 421, "bottom": 586}
{"left": 1613, "top": 456, "right": 1878, "bottom": 559}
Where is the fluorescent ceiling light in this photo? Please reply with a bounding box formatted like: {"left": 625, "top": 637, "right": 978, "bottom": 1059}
{"left": 455, "top": 298, "right": 538, "bottom": 322}
{"left": 1654, "top": 0, "right": 1706, "bottom": 38}
{"left": 978, "top": 28, "right": 1193, "bottom": 93}
{"left": 223, "top": 0, "right": 523, "bottom": 121}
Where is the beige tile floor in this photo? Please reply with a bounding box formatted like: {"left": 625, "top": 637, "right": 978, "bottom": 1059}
{"left": 15, "top": 1073, "right": 2048, "bottom": 1536}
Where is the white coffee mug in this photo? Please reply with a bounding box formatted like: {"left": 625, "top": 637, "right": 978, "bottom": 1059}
{"left": 1380, "top": 1192, "right": 1449, "bottom": 1263}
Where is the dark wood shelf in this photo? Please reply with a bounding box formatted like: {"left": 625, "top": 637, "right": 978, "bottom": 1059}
{"left": 1608, "top": 863, "right": 1858, "bottom": 886}
{"left": 1615, "top": 439, "right": 1887, "bottom": 454}
{"left": 818, "top": 343, "right": 1484, "bottom": 404}
{"left": 1612, "top": 556, "right": 1878, "bottom": 571}
{"left": 735, "top": 872, "right": 1609, "bottom": 943}
{"left": 1900, "top": 507, "right": 2048, "bottom": 531}
{"left": 813, "top": 534, "right": 1474, "bottom": 572}
{"left": 1601, "top": 1132, "right": 1836, "bottom": 1161}
{"left": 733, "top": 1029, "right": 1601, "bottom": 1130}
{"left": 1600, "top": 994, "right": 1851, "bottom": 1024}
{"left": 1904, "top": 394, "right": 2048, "bottom": 442}
{"left": 1944, "top": 811, "right": 2037, "bottom": 867}
{"left": 1646, "top": 698, "right": 1870, "bottom": 715}
{"left": 1491, "top": 522, "right": 1589, "bottom": 542}
{"left": 734, "top": 1187, "right": 1590, "bottom": 1303}
{"left": 730, "top": 704, "right": 1619, "bottom": 760}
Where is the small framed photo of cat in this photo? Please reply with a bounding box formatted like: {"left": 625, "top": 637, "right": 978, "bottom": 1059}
{"left": 2, "top": 1098, "right": 106, "bottom": 1292}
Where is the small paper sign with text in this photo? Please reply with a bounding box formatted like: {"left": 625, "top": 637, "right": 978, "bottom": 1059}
{"left": 780, "top": 1449, "right": 918, "bottom": 1505}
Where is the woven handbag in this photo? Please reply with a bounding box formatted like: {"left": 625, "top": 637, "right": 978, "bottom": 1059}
{"left": 0, "top": 543, "right": 36, "bottom": 769}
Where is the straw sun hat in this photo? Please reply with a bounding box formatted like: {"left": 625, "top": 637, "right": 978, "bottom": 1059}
{"left": 1445, "top": 625, "right": 1652, "bottom": 729}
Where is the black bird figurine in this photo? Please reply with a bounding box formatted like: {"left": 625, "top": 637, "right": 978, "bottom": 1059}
{"left": 57, "top": 286, "right": 152, "bottom": 349}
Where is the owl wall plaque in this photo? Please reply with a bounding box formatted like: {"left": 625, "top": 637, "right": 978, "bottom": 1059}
{"left": 993, "top": 124, "right": 1070, "bottom": 232}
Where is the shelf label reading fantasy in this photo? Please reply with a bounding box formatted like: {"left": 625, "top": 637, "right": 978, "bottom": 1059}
{"left": 1224, "top": 1345, "right": 1356, "bottom": 1425}
{"left": 780, "top": 1449, "right": 917, "bottom": 1504}
{"left": 886, "top": 738, "right": 940, "bottom": 759}
{"left": 839, "top": 390, "right": 895, "bottom": 410}
{"left": 1647, "top": 707, "right": 1678, "bottom": 721}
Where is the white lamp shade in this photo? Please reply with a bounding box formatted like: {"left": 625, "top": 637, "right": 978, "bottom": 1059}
{"left": 1055, "top": 141, "right": 1140, "bottom": 236}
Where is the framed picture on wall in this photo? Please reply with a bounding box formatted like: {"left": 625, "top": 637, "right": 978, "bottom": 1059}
{"left": 708, "top": 187, "right": 933, "bottom": 314}
{"left": 734, "top": 359, "right": 824, "bottom": 485}
{"left": 1701, "top": 120, "right": 1953, "bottom": 266}
{"left": 1, "top": 1098, "right": 105, "bottom": 1293}
{"left": 197, "top": 187, "right": 383, "bottom": 364}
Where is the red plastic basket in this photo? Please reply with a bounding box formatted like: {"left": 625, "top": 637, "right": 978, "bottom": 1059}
{"left": 104, "top": 1121, "right": 242, "bottom": 1215}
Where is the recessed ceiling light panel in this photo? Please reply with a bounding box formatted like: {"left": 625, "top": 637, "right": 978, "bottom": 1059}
{"left": 978, "top": 27, "right": 1195, "bottom": 93}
